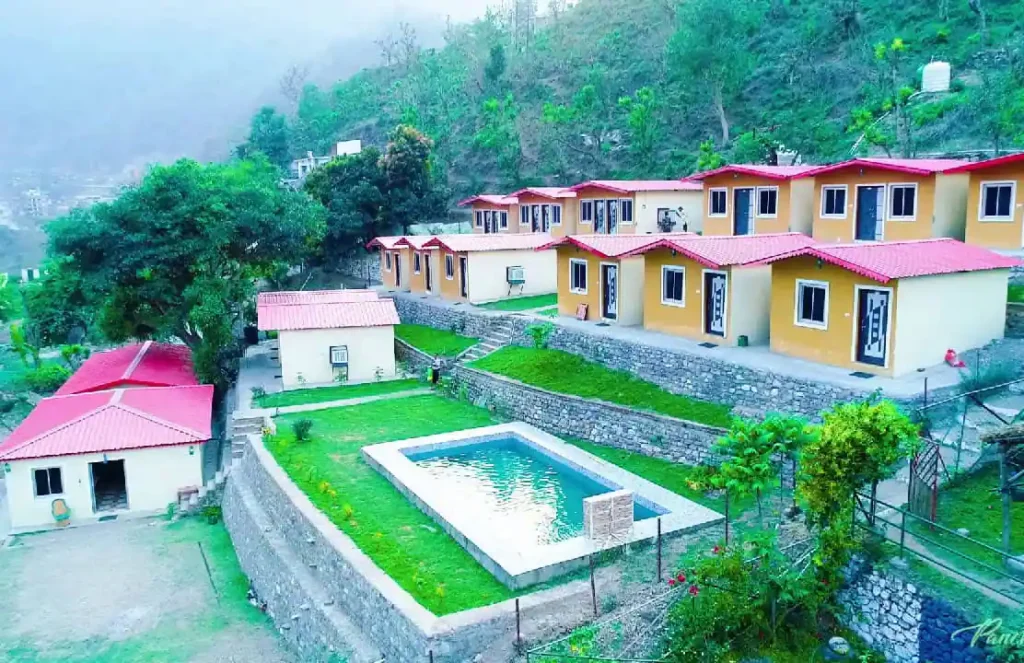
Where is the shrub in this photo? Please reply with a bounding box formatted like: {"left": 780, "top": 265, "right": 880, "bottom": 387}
{"left": 250, "top": 386, "right": 267, "bottom": 400}
{"left": 292, "top": 418, "right": 314, "bottom": 442}
{"left": 201, "top": 505, "right": 222, "bottom": 524}
{"left": 525, "top": 322, "right": 554, "bottom": 349}
{"left": 958, "top": 359, "right": 1018, "bottom": 395}
{"left": 22, "top": 364, "right": 72, "bottom": 394}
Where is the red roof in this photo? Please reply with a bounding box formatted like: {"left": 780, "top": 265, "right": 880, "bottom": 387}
{"left": 798, "top": 157, "right": 968, "bottom": 178}
{"left": 56, "top": 342, "right": 198, "bottom": 397}
{"left": 0, "top": 385, "right": 214, "bottom": 461}
{"left": 539, "top": 233, "right": 694, "bottom": 259}
{"left": 943, "top": 153, "right": 1024, "bottom": 174}
{"left": 686, "top": 165, "right": 819, "bottom": 181}
{"left": 257, "top": 289, "right": 399, "bottom": 331}
{"left": 507, "top": 187, "right": 576, "bottom": 200}
{"left": 397, "top": 236, "right": 436, "bottom": 250}
{"left": 764, "top": 238, "right": 1021, "bottom": 283}
{"left": 457, "top": 194, "right": 518, "bottom": 207}
{"left": 568, "top": 180, "right": 703, "bottom": 194}
{"left": 366, "top": 236, "right": 407, "bottom": 250}
{"left": 424, "top": 233, "right": 555, "bottom": 253}
{"left": 622, "top": 233, "right": 816, "bottom": 267}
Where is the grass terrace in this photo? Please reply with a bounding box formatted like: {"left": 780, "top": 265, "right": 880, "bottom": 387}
{"left": 395, "top": 323, "right": 478, "bottom": 357}
{"left": 256, "top": 378, "right": 423, "bottom": 408}
{"left": 1009, "top": 284, "right": 1024, "bottom": 304}
{"left": 470, "top": 346, "right": 734, "bottom": 428}
{"left": 476, "top": 293, "right": 557, "bottom": 311}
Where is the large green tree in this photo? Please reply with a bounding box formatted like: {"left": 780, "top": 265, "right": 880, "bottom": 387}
{"left": 379, "top": 125, "right": 448, "bottom": 232}
{"left": 293, "top": 84, "right": 340, "bottom": 155}
{"left": 39, "top": 157, "right": 325, "bottom": 387}
{"left": 236, "top": 106, "right": 291, "bottom": 168}
{"left": 474, "top": 94, "right": 522, "bottom": 186}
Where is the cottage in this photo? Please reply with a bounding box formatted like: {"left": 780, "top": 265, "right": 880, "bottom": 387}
{"left": 687, "top": 165, "right": 818, "bottom": 237}
{"left": 257, "top": 290, "right": 399, "bottom": 389}
{"left": 944, "top": 153, "right": 1024, "bottom": 251}
{"left": 422, "top": 233, "right": 556, "bottom": 304}
{"left": 626, "top": 233, "right": 815, "bottom": 345}
{"left": 542, "top": 233, "right": 692, "bottom": 325}
{"left": 398, "top": 236, "right": 441, "bottom": 295}
{"left": 366, "top": 236, "right": 412, "bottom": 291}
{"left": 1, "top": 343, "right": 212, "bottom": 532}
{"left": 507, "top": 187, "right": 578, "bottom": 236}
{"left": 765, "top": 239, "right": 1018, "bottom": 377}
{"left": 458, "top": 195, "right": 518, "bottom": 235}
{"left": 800, "top": 158, "right": 969, "bottom": 243}
{"left": 567, "top": 181, "right": 704, "bottom": 235}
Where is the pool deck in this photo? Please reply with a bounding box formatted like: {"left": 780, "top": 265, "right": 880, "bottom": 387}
{"left": 362, "top": 422, "right": 724, "bottom": 589}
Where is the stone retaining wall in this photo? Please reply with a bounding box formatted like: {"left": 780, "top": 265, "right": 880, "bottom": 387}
{"left": 1006, "top": 303, "right": 1024, "bottom": 339}
{"left": 395, "top": 338, "right": 458, "bottom": 378}
{"left": 391, "top": 295, "right": 505, "bottom": 339}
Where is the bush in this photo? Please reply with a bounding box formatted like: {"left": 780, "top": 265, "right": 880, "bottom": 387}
{"left": 292, "top": 418, "right": 314, "bottom": 442}
{"left": 958, "top": 359, "right": 1019, "bottom": 395}
{"left": 525, "top": 322, "right": 554, "bottom": 349}
{"left": 22, "top": 364, "right": 72, "bottom": 394}
{"left": 251, "top": 386, "right": 267, "bottom": 400}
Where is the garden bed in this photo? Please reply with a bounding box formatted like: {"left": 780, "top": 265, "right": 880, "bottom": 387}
{"left": 394, "top": 324, "right": 477, "bottom": 357}
{"left": 476, "top": 293, "right": 557, "bottom": 311}
{"left": 255, "top": 378, "right": 423, "bottom": 408}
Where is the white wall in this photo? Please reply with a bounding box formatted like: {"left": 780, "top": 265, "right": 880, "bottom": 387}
{"left": 635, "top": 190, "right": 704, "bottom": 234}
{"left": 935, "top": 172, "right": 970, "bottom": 240}
{"left": 278, "top": 325, "right": 397, "bottom": 388}
{"left": 6, "top": 444, "right": 203, "bottom": 532}
{"left": 893, "top": 269, "right": 1009, "bottom": 377}
{"left": 790, "top": 179, "right": 815, "bottom": 235}
{"left": 466, "top": 249, "right": 557, "bottom": 304}
{"left": 618, "top": 256, "right": 646, "bottom": 326}
{"left": 729, "top": 265, "right": 773, "bottom": 346}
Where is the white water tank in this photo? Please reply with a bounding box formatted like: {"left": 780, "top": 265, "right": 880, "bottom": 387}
{"left": 922, "top": 61, "right": 951, "bottom": 93}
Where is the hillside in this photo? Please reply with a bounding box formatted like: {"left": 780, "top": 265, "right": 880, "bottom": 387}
{"left": 265, "top": 0, "right": 1024, "bottom": 200}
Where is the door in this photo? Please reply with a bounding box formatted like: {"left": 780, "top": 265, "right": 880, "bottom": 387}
{"left": 394, "top": 253, "right": 402, "bottom": 287}
{"left": 483, "top": 212, "right": 492, "bottom": 234}
{"left": 734, "top": 189, "right": 753, "bottom": 235}
{"left": 703, "top": 271, "right": 728, "bottom": 336}
{"left": 424, "top": 255, "right": 433, "bottom": 293}
{"left": 856, "top": 186, "right": 885, "bottom": 241}
{"left": 601, "top": 264, "right": 618, "bottom": 320}
{"left": 90, "top": 459, "right": 128, "bottom": 513}
{"left": 459, "top": 256, "right": 468, "bottom": 298}
{"left": 856, "top": 287, "right": 890, "bottom": 366}
{"left": 607, "top": 201, "right": 618, "bottom": 234}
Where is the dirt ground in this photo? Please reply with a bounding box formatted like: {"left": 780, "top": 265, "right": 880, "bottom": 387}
{"left": 0, "top": 516, "right": 293, "bottom": 663}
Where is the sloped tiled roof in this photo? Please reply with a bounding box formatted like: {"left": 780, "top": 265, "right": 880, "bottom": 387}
{"left": 398, "top": 236, "right": 437, "bottom": 250}
{"left": 763, "top": 238, "right": 1021, "bottom": 283}
{"left": 366, "top": 236, "right": 407, "bottom": 250}
{"left": 507, "top": 187, "right": 576, "bottom": 200}
{"left": 797, "top": 157, "right": 968, "bottom": 178}
{"left": 424, "top": 233, "right": 555, "bottom": 253}
{"left": 257, "top": 290, "right": 380, "bottom": 306}
{"left": 256, "top": 290, "right": 399, "bottom": 331}
{"left": 0, "top": 385, "right": 214, "bottom": 461}
{"left": 686, "top": 165, "right": 819, "bottom": 181}
{"left": 568, "top": 180, "right": 703, "bottom": 193}
{"left": 622, "top": 233, "right": 816, "bottom": 268}
{"left": 943, "top": 153, "right": 1024, "bottom": 174}
{"left": 56, "top": 341, "right": 198, "bottom": 397}
{"left": 539, "top": 233, "right": 694, "bottom": 259}
{"left": 457, "top": 194, "right": 519, "bottom": 207}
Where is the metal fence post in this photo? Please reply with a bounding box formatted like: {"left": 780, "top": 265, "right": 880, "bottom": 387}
{"left": 515, "top": 598, "right": 521, "bottom": 646}
{"left": 656, "top": 517, "right": 662, "bottom": 581}
{"left": 899, "top": 510, "right": 907, "bottom": 557}
{"left": 589, "top": 555, "right": 597, "bottom": 617}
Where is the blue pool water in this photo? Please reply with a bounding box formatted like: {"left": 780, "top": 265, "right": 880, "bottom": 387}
{"left": 406, "top": 436, "right": 660, "bottom": 544}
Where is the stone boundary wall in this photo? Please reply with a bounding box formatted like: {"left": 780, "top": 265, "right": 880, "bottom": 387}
{"left": 395, "top": 338, "right": 458, "bottom": 378}
{"left": 1006, "top": 303, "right": 1024, "bottom": 339}
{"left": 451, "top": 366, "right": 726, "bottom": 466}
{"left": 391, "top": 295, "right": 506, "bottom": 340}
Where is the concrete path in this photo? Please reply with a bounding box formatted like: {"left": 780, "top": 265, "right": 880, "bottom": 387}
{"left": 244, "top": 388, "right": 433, "bottom": 419}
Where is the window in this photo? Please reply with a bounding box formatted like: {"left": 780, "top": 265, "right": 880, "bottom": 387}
{"left": 500, "top": 211, "right": 508, "bottom": 228}
{"left": 620, "top": 199, "right": 634, "bottom": 223}
{"left": 756, "top": 187, "right": 778, "bottom": 217}
{"left": 608, "top": 199, "right": 618, "bottom": 231}
{"left": 821, "top": 186, "right": 848, "bottom": 218}
{"left": 552, "top": 205, "right": 562, "bottom": 226}
{"left": 595, "top": 199, "right": 606, "bottom": 232}
{"left": 581, "top": 200, "right": 594, "bottom": 223}
{"left": 445, "top": 254, "right": 454, "bottom": 279}
{"left": 889, "top": 184, "right": 917, "bottom": 220}
{"left": 981, "top": 182, "right": 1016, "bottom": 221}
{"left": 33, "top": 467, "right": 63, "bottom": 497}
{"left": 541, "top": 204, "right": 551, "bottom": 230}
{"left": 709, "top": 189, "right": 727, "bottom": 217}
{"left": 330, "top": 345, "right": 349, "bottom": 366}
{"left": 413, "top": 252, "right": 421, "bottom": 274}
{"left": 520, "top": 206, "right": 530, "bottom": 225}
{"left": 795, "top": 280, "right": 829, "bottom": 329}
{"left": 475, "top": 211, "right": 483, "bottom": 228}
{"left": 569, "top": 259, "right": 588, "bottom": 293}
{"left": 384, "top": 251, "right": 392, "bottom": 271}
{"left": 531, "top": 204, "right": 540, "bottom": 229}
{"left": 661, "top": 266, "right": 685, "bottom": 306}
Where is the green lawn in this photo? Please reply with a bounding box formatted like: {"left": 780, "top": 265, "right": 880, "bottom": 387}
{"left": 1009, "top": 284, "right": 1024, "bottom": 303}
{"left": 470, "top": 346, "right": 734, "bottom": 428}
{"left": 256, "top": 378, "right": 423, "bottom": 408}
{"left": 477, "top": 293, "right": 558, "bottom": 311}
{"left": 267, "top": 395, "right": 512, "bottom": 614}
{"left": 395, "top": 323, "right": 478, "bottom": 356}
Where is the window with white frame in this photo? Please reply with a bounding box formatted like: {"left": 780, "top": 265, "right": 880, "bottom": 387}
{"left": 981, "top": 182, "right": 1016, "bottom": 221}
{"left": 33, "top": 467, "right": 63, "bottom": 497}
{"left": 445, "top": 254, "right": 455, "bottom": 279}
{"left": 889, "top": 184, "right": 917, "bottom": 220}
{"left": 330, "top": 345, "right": 349, "bottom": 366}
{"left": 608, "top": 199, "right": 618, "bottom": 230}
{"left": 475, "top": 211, "right": 483, "bottom": 227}
{"left": 620, "top": 199, "right": 634, "bottom": 223}
{"left": 500, "top": 211, "right": 508, "bottom": 228}
{"left": 569, "top": 259, "right": 587, "bottom": 293}
{"left": 756, "top": 187, "right": 778, "bottom": 217}
{"left": 581, "top": 200, "right": 594, "bottom": 223}
{"left": 595, "top": 200, "right": 606, "bottom": 232}
{"left": 414, "top": 252, "right": 421, "bottom": 273}
{"left": 709, "top": 189, "right": 727, "bottom": 217}
{"left": 552, "top": 205, "right": 562, "bottom": 226}
{"left": 661, "top": 266, "right": 685, "bottom": 306}
{"left": 531, "top": 204, "right": 540, "bottom": 229}
{"left": 541, "top": 204, "right": 551, "bottom": 230}
{"left": 795, "top": 279, "right": 829, "bottom": 329}
{"left": 520, "top": 206, "right": 530, "bottom": 225}
{"left": 384, "top": 251, "right": 392, "bottom": 271}
{"left": 821, "top": 186, "right": 848, "bottom": 218}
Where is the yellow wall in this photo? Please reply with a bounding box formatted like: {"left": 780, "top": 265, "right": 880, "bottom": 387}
{"left": 964, "top": 163, "right": 1024, "bottom": 249}
{"left": 770, "top": 255, "right": 899, "bottom": 376}
{"left": 408, "top": 249, "right": 439, "bottom": 294}
{"left": 379, "top": 247, "right": 410, "bottom": 289}
{"left": 470, "top": 204, "right": 514, "bottom": 234}
{"left": 514, "top": 194, "right": 576, "bottom": 236}
{"left": 641, "top": 249, "right": 732, "bottom": 343}
{"left": 574, "top": 186, "right": 637, "bottom": 235}
{"left": 700, "top": 174, "right": 794, "bottom": 236}
{"left": 556, "top": 248, "right": 612, "bottom": 321}
{"left": 438, "top": 249, "right": 467, "bottom": 301}
{"left": 811, "top": 168, "right": 937, "bottom": 243}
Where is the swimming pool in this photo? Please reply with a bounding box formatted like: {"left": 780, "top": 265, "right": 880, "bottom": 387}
{"left": 362, "top": 423, "right": 723, "bottom": 589}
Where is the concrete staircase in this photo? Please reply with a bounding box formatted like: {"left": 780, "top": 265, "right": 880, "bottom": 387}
{"left": 231, "top": 415, "right": 265, "bottom": 462}
{"left": 461, "top": 317, "right": 516, "bottom": 362}
{"left": 178, "top": 466, "right": 232, "bottom": 513}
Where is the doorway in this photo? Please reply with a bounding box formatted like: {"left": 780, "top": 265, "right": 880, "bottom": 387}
{"left": 459, "top": 256, "right": 468, "bottom": 298}
{"left": 90, "top": 459, "right": 128, "bottom": 513}
{"left": 856, "top": 186, "right": 885, "bottom": 241}
{"left": 394, "top": 253, "right": 402, "bottom": 287}
{"left": 734, "top": 188, "right": 753, "bottom": 235}
{"left": 856, "top": 287, "right": 891, "bottom": 366}
{"left": 703, "top": 270, "right": 728, "bottom": 337}
{"left": 424, "top": 254, "right": 433, "bottom": 293}
{"left": 601, "top": 263, "right": 618, "bottom": 320}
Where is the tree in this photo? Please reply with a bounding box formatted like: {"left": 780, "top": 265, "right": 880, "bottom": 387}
{"left": 279, "top": 64, "right": 310, "bottom": 106}
{"left": 40, "top": 157, "right": 325, "bottom": 387}
{"left": 714, "top": 419, "right": 778, "bottom": 528}
{"left": 541, "top": 72, "right": 620, "bottom": 176}
{"left": 21, "top": 255, "right": 93, "bottom": 347}
{"left": 667, "top": 0, "right": 765, "bottom": 144}
{"left": 695, "top": 139, "right": 725, "bottom": 172}
{"left": 970, "top": 69, "right": 1024, "bottom": 154}
{"left": 236, "top": 106, "right": 291, "bottom": 169}
{"left": 292, "top": 84, "right": 339, "bottom": 155}
{"left": 475, "top": 94, "right": 523, "bottom": 186}
{"left": 0, "top": 274, "right": 15, "bottom": 323}
{"left": 379, "top": 125, "right": 448, "bottom": 233}
{"left": 618, "top": 87, "right": 661, "bottom": 174}
{"left": 484, "top": 43, "right": 507, "bottom": 87}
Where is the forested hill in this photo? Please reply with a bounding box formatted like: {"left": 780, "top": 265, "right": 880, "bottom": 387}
{"left": 250, "top": 0, "right": 1024, "bottom": 199}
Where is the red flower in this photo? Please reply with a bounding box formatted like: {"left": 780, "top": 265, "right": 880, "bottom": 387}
{"left": 668, "top": 578, "right": 676, "bottom": 587}
{"left": 676, "top": 573, "right": 686, "bottom": 583}
{"left": 821, "top": 578, "right": 830, "bottom": 586}
{"left": 712, "top": 545, "right": 722, "bottom": 555}
{"left": 688, "top": 585, "right": 700, "bottom": 597}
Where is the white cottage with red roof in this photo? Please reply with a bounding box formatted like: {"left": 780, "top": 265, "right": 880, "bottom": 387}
{"left": 257, "top": 289, "right": 399, "bottom": 389}
{"left": 421, "top": 233, "right": 557, "bottom": 304}
{"left": 1, "top": 343, "right": 212, "bottom": 532}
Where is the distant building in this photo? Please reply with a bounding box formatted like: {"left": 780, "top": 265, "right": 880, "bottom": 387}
{"left": 24, "top": 189, "right": 46, "bottom": 217}
{"left": 289, "top": 140, "right": 362, "bottom": 181}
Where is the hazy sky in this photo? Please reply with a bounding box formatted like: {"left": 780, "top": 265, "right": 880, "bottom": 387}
{"left": 0, "top": 0, "right": 495, "bottom": 174}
